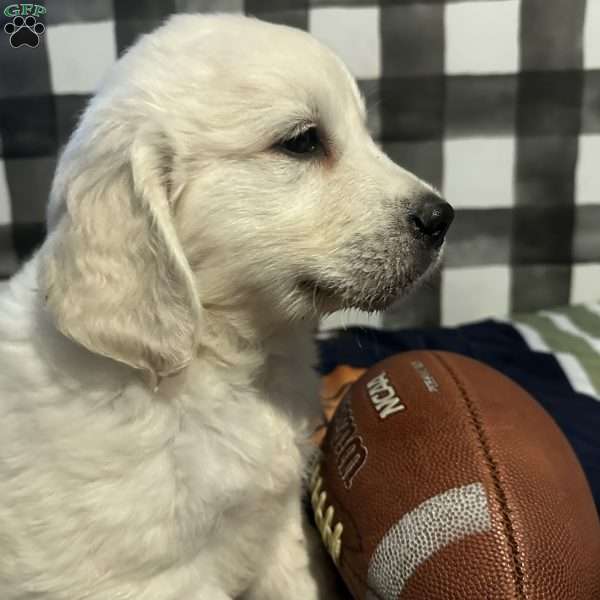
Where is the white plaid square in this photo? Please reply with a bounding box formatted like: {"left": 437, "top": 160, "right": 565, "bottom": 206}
{"left": 308, "top": 7, "right": 381, "bottom": 79}
{"left": 443, "top": 137, "right": 515, "bottom": 208}
{"left": 47, "top": 21, "right": 117, "bottom": 94}
{"left": 576, "top": 135, "right": 600, "bottom": 205}
{"left": 320, "top": 309, "right": 383, "bottom": 331}
{"left": 584, "top": 0, "right": 600, "bottom": 69}
{"left": 571, "top": 263, "right": 600, "bottom": 304}
{"left": 442, "top": 265, "right": 511, "bottom": 326}
{"left": 0, "top": 160, "right": 11, "bottom": 226}
{"left": 445, "top": 0, "right": 520, "bottom": 75}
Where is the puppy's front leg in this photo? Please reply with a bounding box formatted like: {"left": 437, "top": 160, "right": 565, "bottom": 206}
{"left": 243, "top": 494, "right": 343, "bottom": 600}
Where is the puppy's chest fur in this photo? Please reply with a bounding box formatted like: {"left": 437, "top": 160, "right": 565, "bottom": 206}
{"left": 0, "top": 307, "right": 321, "bottom": 597}
{"left": 176, "top": 345, "right": 319, "bottom": 507}
{"left": 158, "top": 336, "right": 321, "bottom": 587}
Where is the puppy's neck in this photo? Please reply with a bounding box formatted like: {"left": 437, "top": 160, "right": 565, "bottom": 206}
{"left": 200, "top": 302, "right": 318, "bottom": 372}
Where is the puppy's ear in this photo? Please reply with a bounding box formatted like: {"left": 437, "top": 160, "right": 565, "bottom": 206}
{"left": 42, "top": 134, "right": 202, "bottom": 382}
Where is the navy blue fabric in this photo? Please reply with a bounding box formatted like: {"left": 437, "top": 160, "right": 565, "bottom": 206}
{"left": 317, "top": 321, "right": 600, "bottom": 511}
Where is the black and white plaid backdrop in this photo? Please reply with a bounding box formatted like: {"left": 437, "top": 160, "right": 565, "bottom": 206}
{"left": 0, "top": 0, "right": 598, "bottom": 328}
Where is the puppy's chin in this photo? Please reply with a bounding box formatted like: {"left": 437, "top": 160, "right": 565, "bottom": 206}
{"left": 296, "top": 246, "right": 443, "bottom": 316}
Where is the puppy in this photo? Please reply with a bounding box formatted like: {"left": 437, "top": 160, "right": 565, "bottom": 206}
{"left": 0, "top": 14, "right": 453, "bottom": 600}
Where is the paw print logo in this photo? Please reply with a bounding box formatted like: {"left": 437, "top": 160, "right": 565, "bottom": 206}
{"left": 4, "top": 15, "right": 45, "bottom": 48}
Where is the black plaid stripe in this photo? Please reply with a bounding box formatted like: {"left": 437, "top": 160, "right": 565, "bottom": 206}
{"left": 386, "top": 269, "right": 442, "bottom": 329}
{"left": 0, "top": 223, "right": 20, "bottom": 278}
{"left": 0, "top": 0, "right": 51, "bottom": 270}
{"left": 310, "top": 0, "right": 513, "bottom": 5}
{"left": 55, "top": 94, "right": 91, "bottom": 148}
{"left": 511, "top": 265, "right": 573, "bottom": 313}
{"left": 113, "top": 1, "right": 176, "bottom": 55}
{"left": 583, "top": 70, "right": 600, "bottom": 133}
{"left": 511, "top": 0, "right": 588, "bottom": 312}
{"left": 3, "top": 155, "right": 53, "bottom": 260}
{"left": 0, "top": 29, "right": 51, "bottom": 98}
{"left": 445, "top": 75, "right": 517, "bottom": 137}
{"left": 380, "top": 2, "right": 444, "bottom": 327}
{"left": 45, "top": 1, "right": 113, "bottom": 25}
{"left": 0, "top": 95, "right": 57, "bottom": 157}
{"left": 0, "top": 0, "right": 599, "bottom": 327}
{"left": 176, "top": 0, "right": 244, "bottom": 14}
{"left": 246, "top": 0, "right": 308, "bottom": 29}
{"left": 378, "top": 76, "right": 445, "bottom": 143}
{"left": 444, "top": 209, "right": 512, "bottom": 268}
{"left": 356, "top": 79, "right": 380, "bottom": 139}
{"left": 574, "top": 205, "right": 600, "bottom": 263}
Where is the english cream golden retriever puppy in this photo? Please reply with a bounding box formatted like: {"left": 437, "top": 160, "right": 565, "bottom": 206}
{"left": 0, "top": 14, "right": 453, "bottom": 600}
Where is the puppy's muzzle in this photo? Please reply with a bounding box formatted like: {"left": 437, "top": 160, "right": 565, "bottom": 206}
{"left": 409, "top": 192, "right": 454, "bottom": 248}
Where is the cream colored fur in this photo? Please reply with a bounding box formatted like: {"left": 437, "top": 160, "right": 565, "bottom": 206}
{"left": 0, "top": 14, "right": 440, "bottom": 599}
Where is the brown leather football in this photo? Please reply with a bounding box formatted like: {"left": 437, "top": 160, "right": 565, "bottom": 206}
{"left": 310, "top": 351, "right": 600, "bottom": 599}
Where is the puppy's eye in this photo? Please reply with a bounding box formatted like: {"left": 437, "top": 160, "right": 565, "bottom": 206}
{"left": 281, "top": 127, "right": 321, "bottom": 156}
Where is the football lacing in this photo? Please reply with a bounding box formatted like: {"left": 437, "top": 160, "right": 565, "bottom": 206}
{"left": 309, "top": 463, "right": 343, "bottom": 565}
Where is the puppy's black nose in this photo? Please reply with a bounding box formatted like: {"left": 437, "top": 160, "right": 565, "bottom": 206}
{"left": 409, "top": 193, "right": 454, "bottom": 247}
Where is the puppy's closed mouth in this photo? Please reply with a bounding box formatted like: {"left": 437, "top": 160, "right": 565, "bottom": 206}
{"left": 297, "top": 277, "right": 338, "bottom": 298}
{"left": 296, "top": 253, "right": 439, "bottom": 313}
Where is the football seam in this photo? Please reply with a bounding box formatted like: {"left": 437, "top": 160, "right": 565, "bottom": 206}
{"left": 432, "top": 352, "right": 526, "bottom": 599}
{"left": 312, "top": 461, "right": 387, "bottom": 600}
{"left": 318, "top": 395, "right": 388, "bottom": 600}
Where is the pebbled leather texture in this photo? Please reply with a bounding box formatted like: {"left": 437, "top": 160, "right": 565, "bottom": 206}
{"left": 317, "top": 351, "right": 600, "bottom": 600}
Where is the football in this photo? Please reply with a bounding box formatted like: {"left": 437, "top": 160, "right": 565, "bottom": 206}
{"left": 310, "top": 351, "right": 600, "bottom": 599}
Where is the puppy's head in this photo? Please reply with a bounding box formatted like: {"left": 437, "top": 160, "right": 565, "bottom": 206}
{"left": 42, "top": 14, "right": 453, "bottom": 379}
